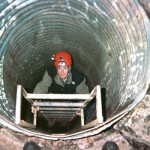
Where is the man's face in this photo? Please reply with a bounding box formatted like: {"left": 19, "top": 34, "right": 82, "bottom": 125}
{"left": 57, "top": 65, "right": 69, "bottom": 79}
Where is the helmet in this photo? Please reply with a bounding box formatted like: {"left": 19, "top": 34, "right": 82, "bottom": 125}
{"left": 54, "top": 51, "right": 72, "bottom": 67}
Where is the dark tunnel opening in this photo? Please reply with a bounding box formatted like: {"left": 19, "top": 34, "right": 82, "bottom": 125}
{"left": 0, "top": 0, "right": 150, "bottom": 139}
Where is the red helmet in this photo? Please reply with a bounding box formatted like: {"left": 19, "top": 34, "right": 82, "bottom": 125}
{"left": 54, "top": 51, "right": 72, "bottom": 67}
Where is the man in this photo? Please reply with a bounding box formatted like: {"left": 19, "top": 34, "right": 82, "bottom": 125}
{"left": 33, "top": 51, "right": 89, "bottom": 94}
{"left": 33, "top": 51, "right": 89, "bottom": 129}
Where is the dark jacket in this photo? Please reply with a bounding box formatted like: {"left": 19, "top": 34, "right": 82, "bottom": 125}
{"left": 33, "top": 67, "right": 89, "bottom": 94}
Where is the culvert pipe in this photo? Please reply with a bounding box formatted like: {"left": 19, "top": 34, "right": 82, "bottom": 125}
{"left": 0, "top": 0, "right": 150, "bottom": 140}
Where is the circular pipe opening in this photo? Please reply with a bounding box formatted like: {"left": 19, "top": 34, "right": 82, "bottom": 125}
{"left": 0, "top": 0, "right": 150, "bottom": 139}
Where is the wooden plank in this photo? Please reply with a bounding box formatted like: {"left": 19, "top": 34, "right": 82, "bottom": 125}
{"left": 83, "top": 86, "right": 97, "bottom": 107}
{"left": 43, "top": 113, "right": 76, "bottom": 117}
{"left": 21, "top": 86, "right": 27, "bottom": 97}
{"left": 33, "top": 102, "right": 84, "bottom": 107}
{"left": 25, "top": 93, "right": 91, "bottom": 100}
{"left": 15, "top": 85, "right": 22, "bottom": 125}
{"left": 21, "top": 86, "right": 33, "bottom": 104}
{"left": 96, "top": 85, "right": 103, "bottom": 123}
{"left": 83, "top": 97, "right": 93, "bottom": 108}
{"left": 89, "top": 86, "right": 97, "bottom": 97}
{"left": 33, "top": 108, "right": 38, "bottom": 126}
{"left": 39, "top": 107, "right": 80, "bottom": 111}
{"left": 44, "top": 116, "right": 75, "bottom": 119}
{"left": 81, "top": 108, "right": 84, "bottom": 126}
{"left": 40, "top": 111, "right": 76, "bottom": 114}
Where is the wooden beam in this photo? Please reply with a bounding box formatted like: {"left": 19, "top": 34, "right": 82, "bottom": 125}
{"left": 44, "top": 116, "right": 75, "bottom": 119}
{"left": 15, "top": 85, "right": 22, "bottom": 125}
{"left": 81, "top": 108, "right": 84, "bottom": 126}
{"left": 33, "top": 102, "right": 84, "bottom": 107}
{"left": 96, "top": 85, "right": 103, "bottom": 123}
{"left": 21, "top": 86, "right": 33, "bottom": 104}
{"left": 41, "top": 110, "right": 76, "bottom": 114}
{"left": 83, "top": 86, "right": 97, "bottom": 108}
{"left": 25, "top": 93, "right": 91, "bottom": 100}
{"left": 33, "top": 107, "right": 38, "bottom": 126}
{"left": 43, "top": 113, "right": 76, "bottom": 117}
{"left": 39, "top": 107, "right": 80, "bottom": 111}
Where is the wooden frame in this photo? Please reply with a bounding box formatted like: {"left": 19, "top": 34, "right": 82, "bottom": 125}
{"left": 15, "top": 85, "right": 103, "bottom": 128}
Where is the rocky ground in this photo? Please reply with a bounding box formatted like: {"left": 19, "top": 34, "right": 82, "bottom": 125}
{"left": 0, "top": 94, "right": 150, "bottom": 150}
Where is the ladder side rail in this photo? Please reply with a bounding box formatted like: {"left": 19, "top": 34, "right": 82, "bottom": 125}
{"left": 81, "top": 85, "right": 97, "bottom": 127}
{"left": 89, "top": 85, "right": 98, "bottom": 97}
{"left": 81, "top": 108, "right": 85, "bottom": 126}
{"left": 81, "top": 85, "right": 103, "bottom": 128}
{"left": 22, "top": 86, "right": 37, "bottom": 126}
{"left": 83, "top": 85, "right": 97, "bottom": 108}
{"left": 21, "top": 86, "right": 34, "bottom": 104}
{"left": 32, "top": 107, "right": 38, "bottom": 126}
{"left": 96, "top": 85, "right": 103, "bottom": 123}
{"left": 15, "top": 85, "right": 22, "bottom": 125}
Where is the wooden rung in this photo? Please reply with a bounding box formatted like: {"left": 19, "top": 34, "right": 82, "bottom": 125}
{"left": 39, "top": 107, "right": 80, "bottom": 111}
{"left": 44, "top": 115, "right": 75, "bottom": 118}
{"left": 43, "top": 113, "right": 76, "bottom": 117}
{"left": 33, "top": 102, "right": 84, "bottom": 107}
{"left": 25, "top": 93, "right": 91, "bottom": 100}
{"left": 44, "top": 116, "right": 75, "bottom": 121}
{"left": 40, "top": 111, "right": 76, "bottom": 114}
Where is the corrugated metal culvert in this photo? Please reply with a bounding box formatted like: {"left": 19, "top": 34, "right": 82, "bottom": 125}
{"left": 0, "top": 0, "right": 150, "bottom": 140}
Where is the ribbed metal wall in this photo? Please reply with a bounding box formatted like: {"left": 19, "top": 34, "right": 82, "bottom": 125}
{"left": 0, "top": 0, "right": 150, "bottom": 137}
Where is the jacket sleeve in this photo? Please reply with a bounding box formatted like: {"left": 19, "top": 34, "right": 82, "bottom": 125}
{"left": 33, "top": 71, "right": 52, "bottom": 94}
{"left": 76, "top": 77, "right": 89, "bottom": 94}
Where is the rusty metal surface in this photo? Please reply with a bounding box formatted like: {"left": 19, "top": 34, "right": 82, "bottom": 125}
{"left": 0, "top": 0, "right": 150, "bottom": 139}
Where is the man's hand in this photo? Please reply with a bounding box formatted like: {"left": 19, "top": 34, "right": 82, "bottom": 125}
{"left": 76, "top": 110, "right": 81, "bottom": 116}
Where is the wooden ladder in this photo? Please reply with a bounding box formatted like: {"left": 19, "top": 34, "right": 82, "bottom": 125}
{"left": 15, "top": 85, "right": 103, "bottom": 128}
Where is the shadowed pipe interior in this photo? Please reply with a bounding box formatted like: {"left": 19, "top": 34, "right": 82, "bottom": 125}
{"left": 0, "top": 0, "right": 150, "bottom": 135}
